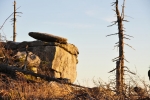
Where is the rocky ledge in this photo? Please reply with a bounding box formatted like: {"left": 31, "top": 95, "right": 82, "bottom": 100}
{"left": 2, "top": 32, "right": 79, "bottom": 83}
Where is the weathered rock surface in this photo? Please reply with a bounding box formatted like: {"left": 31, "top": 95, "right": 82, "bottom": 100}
{"left": 4, "top": 41, "right": 79, "bottom": 83}
{"left": 13, "top": 51, "right": 41, "bottom": 73}
{"left": 29, "top": 32, "right": 68, "bottom": 44}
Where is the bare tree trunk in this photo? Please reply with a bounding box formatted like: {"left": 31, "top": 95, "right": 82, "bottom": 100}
{"left": 108, "top": 0, "right": 133, "bottom": 96}
{"left": 115, "top": 0, "right": 124, "bottom": 95}
{"left": 116, "top": 61, "right": 121, "bottom": 94}
{"left": 13, "top": 0, "right": 16, "bottom": 42}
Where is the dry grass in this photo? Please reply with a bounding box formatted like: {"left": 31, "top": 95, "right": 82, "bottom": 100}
{"left": 0, "top": 72, "right": 74, "bottom": 99}
{"left": 0, "top": 71, "right": 150, "bottom": 100}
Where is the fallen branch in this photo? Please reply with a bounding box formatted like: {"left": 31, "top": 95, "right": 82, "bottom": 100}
{"left": 0, "top": 63, "right": 88, "bottom": 89}
{"left": 0, "top": 63, "right": 61, "bottom": 82}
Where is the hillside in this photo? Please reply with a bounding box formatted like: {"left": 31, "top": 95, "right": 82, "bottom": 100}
{"left": 0, "top": 65, "right": 150, "bottom": 99}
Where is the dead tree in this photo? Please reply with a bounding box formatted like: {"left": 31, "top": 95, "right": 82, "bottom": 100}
{"left": 0, "top": 6, "right": 21, "bottom": 32}
{"left": 107, "top": 0, "right": 134, "bottom": 95}
{"left": 13, "top": 0, "right": 16, "bottom": 42}
{"left": 0, "top": 1, "right": 22, "bottom": 42}
{"left": 12, "top": 0, "right": 22, "bottom": 42}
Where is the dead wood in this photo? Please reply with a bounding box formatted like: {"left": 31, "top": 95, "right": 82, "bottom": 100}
{"left": 0, "top": 64, "right": 62, "bottom": 83}
{"left": 0, "top": 63, "right": 88, "bottom": 89}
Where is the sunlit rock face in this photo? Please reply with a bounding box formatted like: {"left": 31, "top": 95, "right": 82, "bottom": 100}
{"left": 27, "top": 41, "right": 78, "bottom": 83}
{"left": 5, "top": 40, "right": 79, "bottom": 83}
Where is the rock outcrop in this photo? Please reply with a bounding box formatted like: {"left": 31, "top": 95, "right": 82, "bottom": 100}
{"left": 29, "top": 32, "right": 68, "bottom": 44}
{"left": 4, "top": 40, "right": 79, "bottom": 83}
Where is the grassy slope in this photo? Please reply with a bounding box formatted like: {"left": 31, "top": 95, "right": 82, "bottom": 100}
{"left": 0, "top": 71, "right": 150, "bottom": 100}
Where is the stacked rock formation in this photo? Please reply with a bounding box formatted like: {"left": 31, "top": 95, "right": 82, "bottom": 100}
{"left": 4, "top": 32, "right": 79, "bottom": 83}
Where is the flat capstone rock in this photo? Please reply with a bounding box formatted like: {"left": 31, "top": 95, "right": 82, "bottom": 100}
{"left": 29, "top": 32, "right": 67, "bottom": 44}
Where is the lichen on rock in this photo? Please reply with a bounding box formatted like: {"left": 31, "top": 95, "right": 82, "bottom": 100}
{"left": 14, "top": 51, "right": 41, "bottom": 73}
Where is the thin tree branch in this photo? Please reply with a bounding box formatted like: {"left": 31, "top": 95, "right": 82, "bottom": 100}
{"left": 107, "top": 22, "right": 118, "bottom": 27}
{"left": 124, "top": 43, "right": 135, "bottom": 50}
{"left": 115, "top": 42, "right": 119, "bottom": 44}
{"left": 108, "top": 68, "right": 116, "bottom": 73}
{"left": 114, "top": 46, "right": 119, "bottom": 52}
{"left": 123, "top": 20, "right": 129, "bottom": 22}
{"left": 111, "top": 2, "right": 116, "bottom": 6}
{"left": 124, "top": 34, "right": 134, "bottom": 38}
{"left": 124, "top": 58, "right": 129, "bottom": 62}
{"left": 122, "top": 29, "right": 126, "bottom": 32}
{"left": 16, "top": 15, "right": 22, "bottom": 17}
{"left": 111, "top": 21, "right": 117, "bottom": 23}
{"left": 124, "top": 15, "right": 134, "bottom": 19}
{"left": 112, "top": 56, "right": 120, "bottom": 62}
{"left": 124, "top": 70, "right": 136, "bottom": 75}
{"left": 114, "top": 45, "right": 119, "bottom": 47}
{"left": 113, "top": 45, "right": 119, "bottom": 50}
{"left": 123, "top": 37, "right": 130, "bottom": 40}
{"left": 0, "top": 6, "right": 21, "bottom": 30}
{"left": 106, "top": 33, "right": 118, "bottom": 37}
{"left": 121, "top": 0, "right": 126, "bottom": 19}
{"left": 16, "top": 12, "right": 23, "bottom": 14}
{"left": 112, "top": 9, "right": 116, "bottom": 12}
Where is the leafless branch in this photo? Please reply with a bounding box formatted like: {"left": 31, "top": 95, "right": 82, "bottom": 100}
{"left": 124, "top": 15, "right": 134, "bottom": 19}
{"left": 16, "top": 12, "right": 23, "bottom": 14}
{"left": 112, "top": 9, "right": 116, "bottom": 12}
{"left": 124, "top": 70, "right": 136, "bottom": 75}
{"left": 113, "top": 44, "right": 119, "bottom": 50}
{"left": 107, "top": 22, "right": 118, "bottom": 27}
{"left": 113, "top": 45, "right": 119, "bottom": 52}
{"left": 0, "top": 14, "right": 13, "bottom": 30}
{"left": 121, "top": 0, "right": 126, "bottom": 19}
{"left": 0, "top": 63, "right": 90, "bottom": 88}
{"left": 115, "top": 42, "right": 119, "bottom": 44}
{"left": 0, "top": 6, "right": 21, "bottom": 30}
{"left": 113, "top": 56, "right": 120, "bottom": 60}
{"left": 124, "top": 34, "right": 134, "bottom": 38}
{"left": 106, "top": 33, "right": 118, "bottom": 37}
{"left": 123, "top": 37, "right": 130, "bottom": 40}
{"left": 108, "top": 68, "right": 116, "bottom": 73}
{"left": 16, "top": 15, "right": 21, "bottom": 17}
{"left": 124, "top": 66, "right": 135, "bottom": 75}
{"left": 124, "top": 43, "right": 135, "bottom": 50}
{"left": 111, "top": 21, "right": 117, "bottom": 23}
{"left": 123, "top": 27, "right": 126, "bottom": 29}
{"left": 112, "top": 56, "right": 120, "bottom": 62}
{"left": 111, "top": 2, "right": 116, "bottom": 6}
{"left": 122, "top": 29, "right": 126, "bottom": 32}
{"left": 124, "top": 58, "right": 129, "bottom": 62}
{"left": 123, "top": 20, "right": 129, "bottom": 22}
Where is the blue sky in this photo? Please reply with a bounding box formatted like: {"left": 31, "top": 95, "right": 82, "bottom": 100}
{"left": 0, "top": 0, "right": 150, "bottom": 87}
